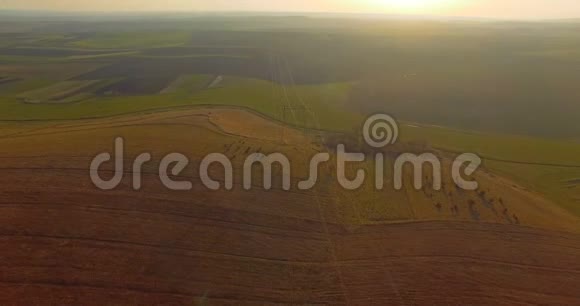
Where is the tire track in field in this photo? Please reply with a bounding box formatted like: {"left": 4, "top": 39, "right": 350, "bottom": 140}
{"left": 269, "top": 53, "right": 349, "bottom": 304}
{"left": 281, "top": 55, "right": 410, "bottom": 306}
{"left": 279, "top": 55, "right": 363, "bottom": 306}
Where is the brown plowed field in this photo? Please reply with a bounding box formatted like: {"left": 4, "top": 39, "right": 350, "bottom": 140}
{"left": 0, "top": 108, "right": 579, "bottom": 305}
{"left": 1, "top": 167, "right": 579, "bottom": 305}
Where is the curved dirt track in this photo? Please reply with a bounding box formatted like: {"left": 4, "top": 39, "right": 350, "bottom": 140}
{"left": 0, "top": 166, "right": 579, "bottom": 306}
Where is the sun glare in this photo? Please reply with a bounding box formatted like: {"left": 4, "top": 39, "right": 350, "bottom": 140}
{"left": 372, "top": 0, "right": 455, "bottom": 13}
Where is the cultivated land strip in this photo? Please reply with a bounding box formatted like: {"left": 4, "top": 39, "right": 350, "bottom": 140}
{"left": 0, "top": 167, "right": 579, "bottom": 305}
{"left": 0, "top": 97, "right": 578, "bottom": 304}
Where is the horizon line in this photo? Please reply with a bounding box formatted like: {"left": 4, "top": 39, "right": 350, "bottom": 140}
{"left": 1, "top": 9, "right": 579, "bottom": 22}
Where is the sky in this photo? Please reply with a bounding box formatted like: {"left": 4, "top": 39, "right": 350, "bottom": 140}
{"left": 0, "top": 0, "right": 579, "bottom": 20}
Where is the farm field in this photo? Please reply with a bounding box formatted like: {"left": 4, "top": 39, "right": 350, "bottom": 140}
{"left": 17, "top": 80, "right": 104, "bottom": 103}
{"left": 1, "top": 68, "right": 579, "bottom": 219}
{"left": 0, "top": 13, "right": 580, "bottom": 305}
{"left": 0, "top": 107, "right": 579, "bottom": 304}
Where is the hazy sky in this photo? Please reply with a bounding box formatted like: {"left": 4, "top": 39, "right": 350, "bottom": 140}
{"left": 1, "top": 0, "right": 579, "bottom": 20}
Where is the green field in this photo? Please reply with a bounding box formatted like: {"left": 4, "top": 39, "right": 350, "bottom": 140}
{"left": 401, "top": 124, "right": 580, "bottom": 216}
{"left": 72, "top": 32, "right": 192, "bottom": 49}
{"left": 0, "top": 73, "right": 358, "bottom": 131}
{"left": 17, "top": 80, "right": 103, "bottom": 103}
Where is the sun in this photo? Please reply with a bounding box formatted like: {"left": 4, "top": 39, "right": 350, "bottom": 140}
{"left": 372, "top": 0, "right": 453, "bottom": 12}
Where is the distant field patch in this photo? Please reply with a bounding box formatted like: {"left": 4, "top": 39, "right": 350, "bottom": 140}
{"left": 18, "top": 80, "right": 103, "bottom": 104}
{"left": 0, "top": 47, "right": 116, "bottom": 57}
{"left": 160, "top": 75, "right": 212, "bottom": 94}
{"left": 72, "top": 32, "right": 191, "bottom": 49}
{"left": 96, "top": 77, "right": 173, "bottom": 96}
{"left": 522, "top": 49, "right": 580, "bottom": 61}
{"left": 75, "top": 57, "right": 267, "bottom": 81}
{"left": 136, "top": 54, "right": 249, "bottom": 60}
{"left": 143, "top": 46, "right": 256, "bottom": 56}
{"left": 0, "top": 79, "right": 56, "bottom": 96}
{"left": 67, "top": 51, "right": 139, "bottom": 60}
{"left": 138, "top": 46, "right": 255, "bottom": 59}
{"left": 0, "top": 77, "right": 19, "bottom": 86}
{"left": 0, "top": 63, "right": 103, "bottom": 79}
{"left": 208, "top": 75, "right": 224, "bottom": 88}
